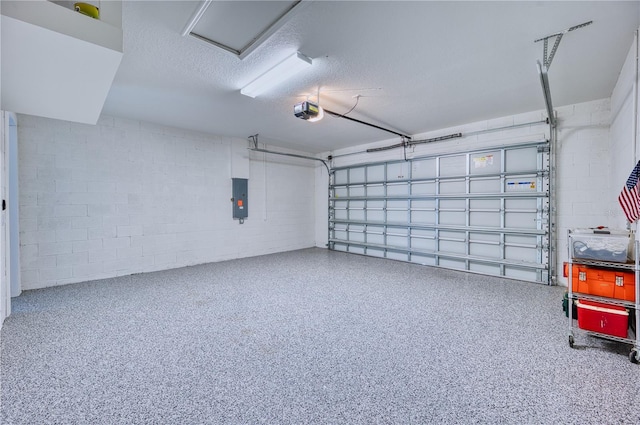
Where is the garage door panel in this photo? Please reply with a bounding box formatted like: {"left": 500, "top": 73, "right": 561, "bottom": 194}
{"left": 440, "top": 212, "right": 466, "bottom": 225}
{"left": 334, "top": 244, "right": 348, "bottom": 252}
{"left": 470, "top": 198, "right": 500, "bottom": 228}
{"left": 470, "top": 151, "right": 501, "bottom": 175}
{"left": 505, "top": 267, "right": 539, "bottom": 281}
{"left": 440, "top": 199, "right": 465, "bottom": 209}
{"left": 368, "top": 185, "right": 385, "bottom": 196}
{"left": 471, "top": 199, "right": 500, "bottom": 209}
{"left": 387, "top": 235, "right": 408, "bottom": 248}
{"left": 350, "top": 186, "right": 365, "bottom": 197}
{"left": 440, "top": 179, "right": 466, "bottom": 194}
{"left": 368, "top": 248, "right": 386, "bottom": 257}
{"left": 367, "top": 229, "right": 385, "bottom": 244}
{"left": 334, "top": 169, "right": 348, "bottom": 184}
{"left": 388, "top": 211, "right": 408, "bottom": 222}
{"left": 349, "top": 246, "right": 366, "bottom": 255}
{"left": 411, "top": 254, "right": 436, "bottom": 266}
{"left": 440, "top": 230, "right": 466, "bottom": 254}
{"left": 335, "top": 187, "right": 348, "bottom": 197}
{"left": 470, "top": 211, "right": 500, "bottom": 227}
{"left": 440, "top": 199, "right": 466, "bottom": 225}
{"left": 505, "top": 234, "right": 538, "bottom": 245}
{"left": 412, "top": 181, "right": 436, "bottom": 195}
{"left": 506, "top": 176, "right": 538, "bottom": 192}
{"left": 470, "top": 262, "right": 501, "bottom": 275}
{"left": 330, "top": 140, "right": 550, "bottom": 284}
{"left": 411, "top": 210, "right": 436, "bottom": 223}
{"left": 334, "top": 229, "right": 348, "bottom": 240}
{"left": 505, "top": 245, "right": 537, "bottom": 262}
{"left": 440, "top": 258, "right": 466, "bottom": 270}
{"left": 387, "top": 162, "right": 409, "bottom": 181}
{"left": 440, "top": 155, "right": 466, "bottom": 177}
{"left": 411, "top": 228, "right": 435, "bottom": 238}
{"left": 470, "top": 177, "right": 501, "bottom": 193}
{"left": 470, "top": 241, "right": 500, "bottom": 258}
{"left": 470, "top": 232, "right": 500, "bottom": 243}
{"left": 350, "top": 200, "right": 365, "bottom": 209}
{"left": 367, "top": 165, "right": 385, "bottom": 181}
{"left": 412, "top": 199, "right": 435, "bottom": 208}
{"left": 367, "top": 210, "right": 385, "bottom": 221}
{"left": 350, "top": 167, "right": 366, "bottom": 183}
{"left": 411, "top": 237, "right": 436, "bottom": 251}
{"left": 412, "top": 159, "right": 437, "bottom": 179}
{"left": 388, "top": 183, "right": 409, "bottom": 196}
{"left": 349, "top": 209, "right": 366, "bottom": 221}
{"left": 349, "top": 231, "right": 365, "bottom": 243}
{"left": 506, "top": 147, "right": 537, "bottom": 172}
{"left": 334, "top": 201, "right": 348, "bottom": 220}
{"left": 387, "top": 251, "right": 408, "bottom": 261}
{"left": 505, "top": 212, "right": 537, "bottom": 229}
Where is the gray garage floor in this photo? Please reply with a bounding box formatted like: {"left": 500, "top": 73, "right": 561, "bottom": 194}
{"left": 1, "top": 248, "right": 639, "bottom": 424}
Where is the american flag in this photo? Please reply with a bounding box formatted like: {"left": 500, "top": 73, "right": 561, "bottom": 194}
{"left": 619, "top": 160, "right": 640, "bottom": 223}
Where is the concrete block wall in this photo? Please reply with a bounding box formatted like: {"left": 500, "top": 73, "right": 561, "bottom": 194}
{"left": 554, "top": 99, "right": 613, "bottom": 278}
{"left": 18, "top": 115, "right": 316, "bottom": 290}
{"left": 317, "top": 98, "right": 613, "bottom": 285}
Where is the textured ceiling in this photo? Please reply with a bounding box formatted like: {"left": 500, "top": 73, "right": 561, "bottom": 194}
{"left": 102, "top": 1, "right": 640, "bottom": 153}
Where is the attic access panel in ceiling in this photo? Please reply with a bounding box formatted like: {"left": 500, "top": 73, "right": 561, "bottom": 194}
{"left": 183, "top": 0, "right": 306, "bottom": 59}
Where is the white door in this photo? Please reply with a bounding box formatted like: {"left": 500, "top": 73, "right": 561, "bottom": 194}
{"left": 7, "top": 113, "right": 19, "bottom": 298}
{"left": 0, "top": 112, "right": 7, "bottom": 322}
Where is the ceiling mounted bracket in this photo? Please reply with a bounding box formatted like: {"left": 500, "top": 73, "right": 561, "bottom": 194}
{"left": 534, "top": 21, "right": 592, "bottom": 70}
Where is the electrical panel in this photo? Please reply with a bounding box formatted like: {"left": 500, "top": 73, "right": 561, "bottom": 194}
{"left": 231, "top": 178, "right": 248, "bottom": 221}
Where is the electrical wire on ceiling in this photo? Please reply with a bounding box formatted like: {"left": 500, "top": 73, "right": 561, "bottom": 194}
{"left": 332, "top": 95, "right": 361, "bottom": 118}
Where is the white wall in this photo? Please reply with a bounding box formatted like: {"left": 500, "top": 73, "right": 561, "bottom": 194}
{"left": 18, "top": 115, "right": 316, "bottom": 290}
{"left": 610, "top": 31, "right": 638, "bottom": 231}
{"left": 316, "top": 99, "right": 613, "bottom": 285}
{"left": 554, "top": 100, "right": 612, "bottom": 283}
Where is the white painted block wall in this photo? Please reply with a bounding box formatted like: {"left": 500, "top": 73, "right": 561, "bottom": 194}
{"left": 610, "top": 33, "right": 638, "bottom": 232}
{"left": 18, "top": 115, "right": 316, "bottom": 290}
{"left": 316, "top": 98, "right": 613, "bottom": 285}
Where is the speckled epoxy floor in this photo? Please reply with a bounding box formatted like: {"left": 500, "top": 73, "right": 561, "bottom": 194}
{"left": 2, "top": 248, "right": 640, "bottom": 424}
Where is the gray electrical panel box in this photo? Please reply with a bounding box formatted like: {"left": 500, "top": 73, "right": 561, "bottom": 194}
{"left": 231, "top": 178, "right": 248, "bottom": 220}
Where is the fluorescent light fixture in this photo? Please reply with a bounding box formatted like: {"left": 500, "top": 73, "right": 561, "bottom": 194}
{"left": 241, "top": 52, "right": 312, "bottom": 98}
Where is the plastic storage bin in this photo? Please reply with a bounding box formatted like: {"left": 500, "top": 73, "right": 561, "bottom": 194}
{"left": 571, "top": 229, "right": 633, "bottom": 263}
{"left": 576, "top": 300, "right": 629, "bottom": 338}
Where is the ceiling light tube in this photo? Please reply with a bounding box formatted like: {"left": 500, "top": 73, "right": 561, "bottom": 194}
{"left": 241, "top": 52, "right": 312, "bottom": 98}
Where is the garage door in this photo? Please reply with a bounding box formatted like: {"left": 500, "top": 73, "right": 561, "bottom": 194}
{"left": 329, "top": 140, "right": 551, "bottom": 283}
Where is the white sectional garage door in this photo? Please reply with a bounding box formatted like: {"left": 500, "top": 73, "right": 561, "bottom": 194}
{"left": 329, "top": 140, "right": 551, "bottom": 283}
